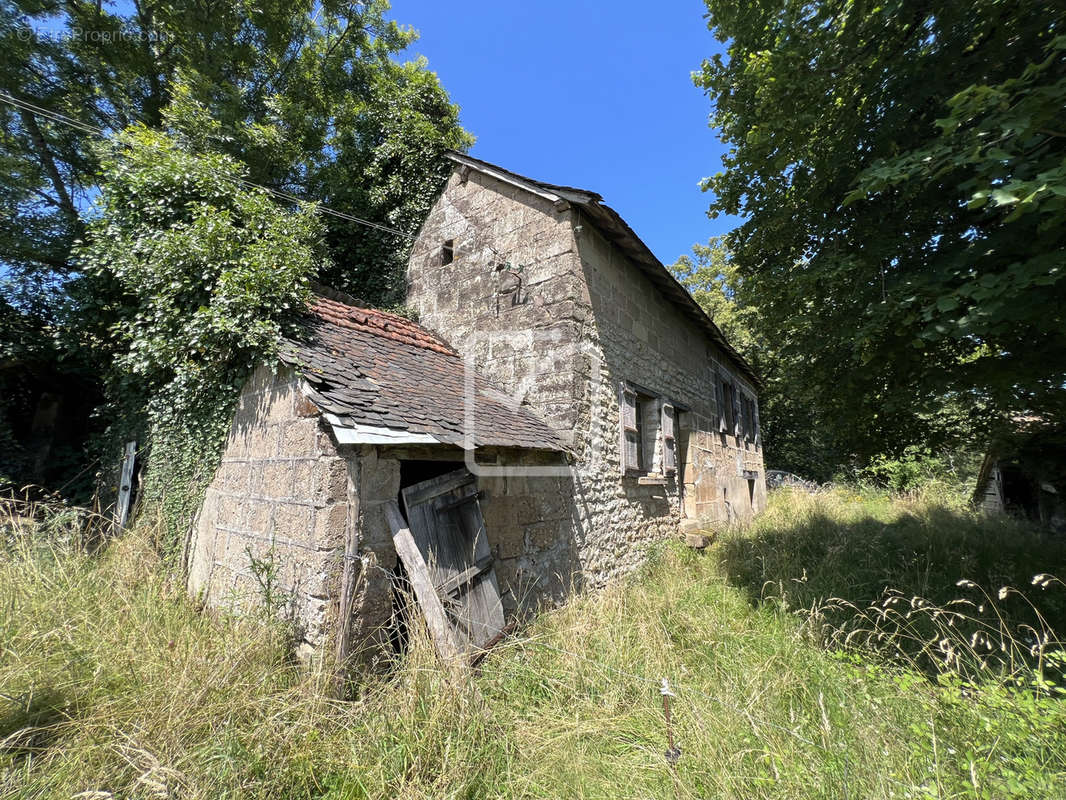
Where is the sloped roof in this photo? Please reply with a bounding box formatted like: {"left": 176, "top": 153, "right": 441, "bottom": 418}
{"left": 446, "top": 151, "right": 761, "bottom": 389}
{"left": 281, "top": 294, "right": 566, "bottom": 452}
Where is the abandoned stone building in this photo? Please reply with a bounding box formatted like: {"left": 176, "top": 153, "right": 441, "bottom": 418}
{"left": 974, "top": 418, "right": 1066, "bottom": 532}
{"left": 185, "top": 152, "right": 765, "bottom": 665}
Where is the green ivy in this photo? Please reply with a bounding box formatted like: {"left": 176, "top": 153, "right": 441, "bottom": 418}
{"left": 74, "top": 127, "right": 326, "bottom": 551}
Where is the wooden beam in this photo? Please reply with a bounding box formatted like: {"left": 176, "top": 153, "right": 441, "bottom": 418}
{"left": 437, "top": 553, "right": 494, "bottom": 598}
{"left": 438, "top": 489, "right": 483, "bottom": 512}
{"left": 385, "top": 500, "right": 461, "bottom": 663}
{"left": 402, "top": 469, "right": 476, "bottom": 508}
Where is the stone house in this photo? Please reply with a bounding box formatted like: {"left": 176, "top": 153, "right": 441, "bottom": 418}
{"left": 184, "top": 153, "right": 766, "bottom": 665}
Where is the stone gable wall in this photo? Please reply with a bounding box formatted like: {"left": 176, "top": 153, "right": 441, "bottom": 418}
{"left": 407, "top": 169, "right": 589, "bottom": 447}
{"left": 407, "top": 169, "right": 767, "bottom": 593}
{"left": 185, "top": 365, "right": 353, "bottom": 656}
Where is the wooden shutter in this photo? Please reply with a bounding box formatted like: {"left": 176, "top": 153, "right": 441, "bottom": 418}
{"left": 732, "top": 384, "right": 742, "bottom": 437}
{"left": 752, "top": 396, "right": 761, "bottom": 446}
{"left": 399, "top": 469, "right": 505, "bottom": 654}
{"left": 661, "top": 402, "right": 676, "bottom": 474}
{"left": 715, "top": 372, "right": 728, "bottom": 433}
{"left": 619, "top": 382, "right": 640, "bottom": 473}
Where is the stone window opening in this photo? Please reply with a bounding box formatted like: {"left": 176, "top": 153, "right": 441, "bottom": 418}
{"left": 441, "top": 239, "right": 454, "bottom": 266}
{"left": 739, "top": 393, "right": 760, "bottom": 449}
{"left": 619, "top": 382, "right": 677, "bottom": 477}
{"left": 715, "top": 370, "right": 738, "bottom": 439}
{"left": 634, "top": 393, "right": 651, "bottom": 472}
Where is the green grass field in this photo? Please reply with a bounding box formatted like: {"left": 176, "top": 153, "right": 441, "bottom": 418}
{"left": 2, "top": 489, "right": 1065, "bottom": 799}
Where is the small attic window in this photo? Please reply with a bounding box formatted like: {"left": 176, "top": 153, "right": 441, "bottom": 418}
{"left": 441, "top": 239, "right": 454, "bottom": 266}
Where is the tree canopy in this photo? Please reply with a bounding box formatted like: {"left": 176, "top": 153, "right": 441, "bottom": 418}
{"left": 671, "top": 238, "right": 847, "bottom": 479}
{"left": 2, "top": 0, "right": 471, "bottom": 307}
{"left": 697, "top": 0, "right": 1064, "bottom": 463}
{"left": 73, "top": 125, "right": 325, "bottom": 543}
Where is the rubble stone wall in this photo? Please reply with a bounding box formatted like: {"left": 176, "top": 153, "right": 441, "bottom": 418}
{"left": 576, "top": 221, "right": 767, "bottom": 533}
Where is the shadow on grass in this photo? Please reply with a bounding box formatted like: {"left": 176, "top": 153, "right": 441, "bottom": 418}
{"left": 718, "top": 493, "right": 1066, "bottom": 677}
{"left": 0, "top": 687, "right": 75, "bottom": 765}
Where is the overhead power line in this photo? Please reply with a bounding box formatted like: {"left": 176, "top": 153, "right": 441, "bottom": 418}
{"left": 0, "top": 91, "right": 416, "bottom": 239}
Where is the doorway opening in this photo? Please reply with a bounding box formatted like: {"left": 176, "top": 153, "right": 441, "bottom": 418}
{"left": 388, "top": 459, "right": 466, "bottom": 654}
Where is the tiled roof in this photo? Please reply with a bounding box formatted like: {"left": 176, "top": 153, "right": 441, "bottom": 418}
{"left": 280, "top": 295, "right": 566, "bottom": 452}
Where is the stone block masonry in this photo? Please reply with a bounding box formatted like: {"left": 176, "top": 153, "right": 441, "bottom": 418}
{"left": 186, "top": 154, "right": 768, "bottom": 671}
{"left": 407, "top": 161, "right": 768, "bottom": 595}
{"left": 186, "top": 364, "right": 353, "bottom": 654}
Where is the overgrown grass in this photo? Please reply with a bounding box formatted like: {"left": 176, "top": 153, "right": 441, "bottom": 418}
{"left": 720, "top": 488, "right": 1066, "bottom": 682}
{"left": 2, "top": 490, "right": 1065, "bottom": 798}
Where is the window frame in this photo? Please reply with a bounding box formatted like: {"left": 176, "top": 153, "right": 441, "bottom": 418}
{"left": 618, "top": 380, "right": 679, "bottom": 477}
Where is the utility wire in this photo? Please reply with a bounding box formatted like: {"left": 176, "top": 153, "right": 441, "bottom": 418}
{"left": 0, "top": 91, "right": 416, "bottom": 239}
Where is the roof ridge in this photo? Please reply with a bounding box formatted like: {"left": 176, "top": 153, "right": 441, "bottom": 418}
{"left": 442, "top": 151, "right": 763, "bottom": 388}
{"left": 445, "top": 151, "right": 603, "bottom": 203}
{"left": 308, "top": 294, "right": 457, "bottom": 356}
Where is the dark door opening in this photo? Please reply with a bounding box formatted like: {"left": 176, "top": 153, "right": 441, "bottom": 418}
{"left": 388, "top": 459, "right": 466, "bottom": 654}
{"left": 399, "top": 460, "right": 466, "bottom": 502}
{"left": 1001, "top": 462, "right": 1038, "bottom": 522}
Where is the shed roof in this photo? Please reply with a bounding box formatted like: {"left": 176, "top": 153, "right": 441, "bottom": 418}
{"left": 281, "top": 294, "right": 566, "bottom": 452}
{"left": 445, "top": 151, "right": 762, "bottom": 389}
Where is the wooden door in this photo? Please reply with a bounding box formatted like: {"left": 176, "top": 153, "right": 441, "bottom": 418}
{"left": 401, "top": 468, "right": 505, "bottom": 654}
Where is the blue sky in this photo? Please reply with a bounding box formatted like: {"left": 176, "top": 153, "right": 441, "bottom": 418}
{"left": 390, "top": 1, "right": 740, "bottom": 266}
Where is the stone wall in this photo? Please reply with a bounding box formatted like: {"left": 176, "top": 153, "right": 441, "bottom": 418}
{"left": 185, "top": 365, "right": 353, "bottom": 655}
{"left": 576, "top": 220, "right": 767, "bottom": 531}
{"left": 681, "top": 413, "right": 767, "bottom": 523}
{"left": 407, "top": 166, "right": 768, "bottom": 593}
{"left": 407, "top": 169, "right": 588, "bottom": 447}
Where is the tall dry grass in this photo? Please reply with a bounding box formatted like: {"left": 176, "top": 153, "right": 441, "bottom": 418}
{"left": 2, "top": 489, "right": 1065, "bottom": 798}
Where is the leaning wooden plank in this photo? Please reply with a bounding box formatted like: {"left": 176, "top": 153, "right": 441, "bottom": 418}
{"left": 470, "top": 620, "right": 518, "bottom": 669}
{"left": 403, "top": 469, "right": 476, "bottom": 508}
{"left": 457, "top": 496, "right": 505, "bottom": 647}
{"left": 115, "top": 440, "right": 137, "bottom": 530}
{"left": 437, "top": 553, "right": 494, "bottom": 599}
{"left": 385, "top": 500, "right": 461, "bottom": 663}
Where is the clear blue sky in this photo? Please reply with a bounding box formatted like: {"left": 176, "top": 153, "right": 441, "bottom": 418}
{"left": 390, "top": 1, "right": 740, "bottom": 266}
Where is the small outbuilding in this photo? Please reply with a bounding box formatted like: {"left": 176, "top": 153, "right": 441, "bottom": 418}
{"left": 185, "top": 292, "right": 569, "bottom": 663}
{"left": 974, "top": 419, "right": 1066, "bottom": 532}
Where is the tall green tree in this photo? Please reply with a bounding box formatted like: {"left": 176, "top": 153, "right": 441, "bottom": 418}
{"left": 1, "top": 0, "right": 469, "bottom": 493}
{"left": 671, "top": 238, "right": 844, "bottom": 478}
{"left": 670, "top": 236, "right": 758, "bottom": 355}
{"left": 2, "top": 0, "right": 470, "bottom": 307}
{"left": 697, "top": 0, "right": 1063, "bottom": 462}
